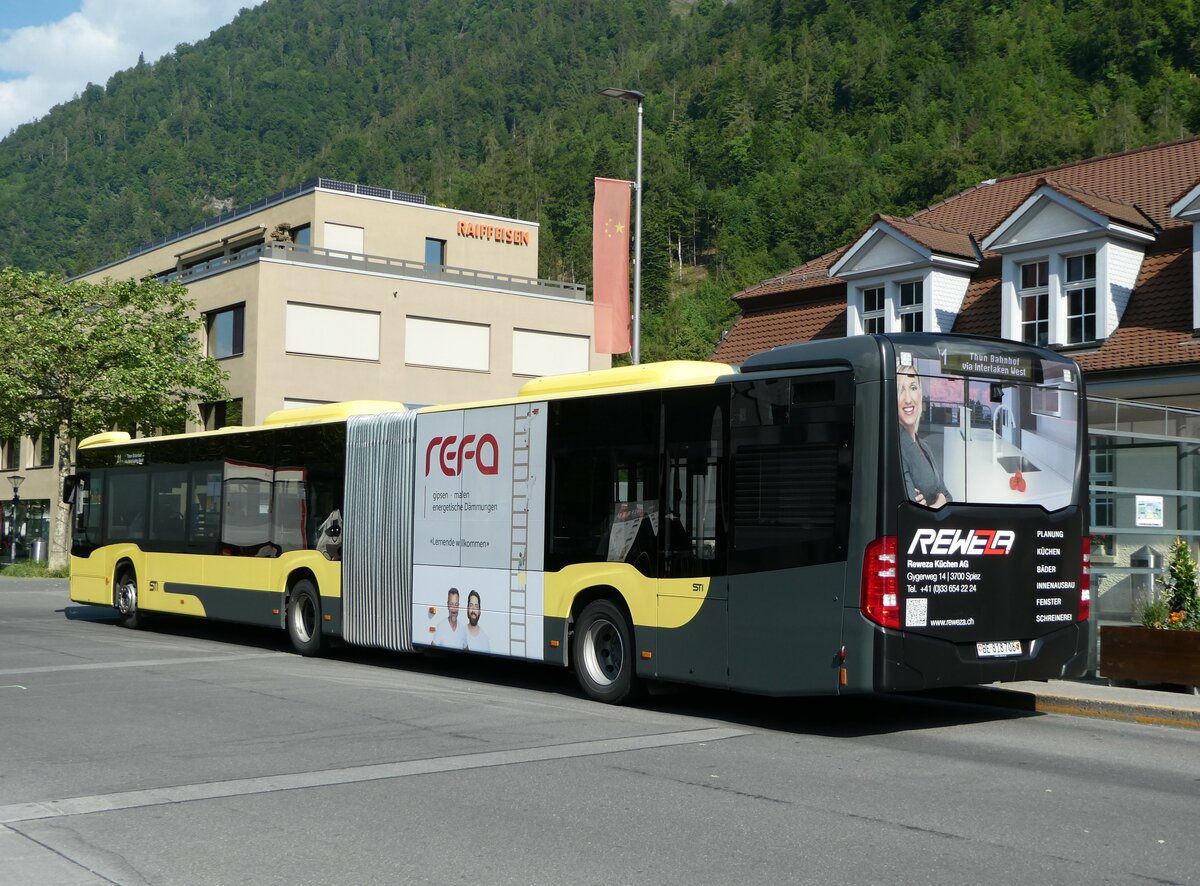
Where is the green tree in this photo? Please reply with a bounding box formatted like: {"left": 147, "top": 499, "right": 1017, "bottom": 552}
{"left": 0, "top": 268, "right": 227, "bottom": 567}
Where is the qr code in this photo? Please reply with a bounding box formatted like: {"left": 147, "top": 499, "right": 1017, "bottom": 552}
{"left": 906, "top": 598, "right": 928, "bottom": 627}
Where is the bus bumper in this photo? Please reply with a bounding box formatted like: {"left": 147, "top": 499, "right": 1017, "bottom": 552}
{"left": 873, "top": 623, "right": 1089, "bottom": 692}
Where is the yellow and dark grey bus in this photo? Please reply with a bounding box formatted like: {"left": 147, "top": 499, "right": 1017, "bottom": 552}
{"left": 68, "top": 334, "right": 1090, "bottom": 703}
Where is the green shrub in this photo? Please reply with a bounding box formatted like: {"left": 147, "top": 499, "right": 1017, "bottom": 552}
{"left": 1148, "top": 537, "right": 1200, "bottom": 630}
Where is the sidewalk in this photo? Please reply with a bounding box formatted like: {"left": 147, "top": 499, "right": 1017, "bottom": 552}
{"left": 945, "top": 678, "right": 1200, "bottom": 729}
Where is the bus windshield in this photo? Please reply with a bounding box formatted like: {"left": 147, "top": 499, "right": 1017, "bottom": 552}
{"left": 894, "top": 341, "right": 1080, "bottom": 511}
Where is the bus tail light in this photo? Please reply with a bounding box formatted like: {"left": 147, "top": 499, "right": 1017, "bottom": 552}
{"left": 1079, "top": 536, "right": 1091, "bottom": 622}
{"left": 861, "top": 536, "right": 900, "bottom": 629}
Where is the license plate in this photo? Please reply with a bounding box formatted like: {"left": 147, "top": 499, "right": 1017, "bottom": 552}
{"left": 976, "top": 640, "right": 1022, "bottom": 658}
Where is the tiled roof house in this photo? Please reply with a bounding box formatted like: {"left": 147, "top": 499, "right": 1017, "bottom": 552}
{"left": 713, "top": 136, "right": 1200, "bottom": 407}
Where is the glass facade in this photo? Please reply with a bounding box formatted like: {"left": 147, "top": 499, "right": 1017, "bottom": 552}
{"left": 1086, "top": 396, "right": 1200, "bottom": 670}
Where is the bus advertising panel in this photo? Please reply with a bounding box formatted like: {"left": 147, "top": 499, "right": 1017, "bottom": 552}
{"left": 893, "top": 341, "right": 1084, "bottom": 647}
{"left": 411, "top": 403, "right": 548, "bottom": 659}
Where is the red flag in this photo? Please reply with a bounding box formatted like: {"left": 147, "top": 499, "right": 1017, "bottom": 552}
{"left": 593, "top": 177, "right": 632, "bottom": 354}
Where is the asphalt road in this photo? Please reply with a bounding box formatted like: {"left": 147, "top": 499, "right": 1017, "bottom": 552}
{"left": 2, "top": 578, "right": 1198, "bottom": 886}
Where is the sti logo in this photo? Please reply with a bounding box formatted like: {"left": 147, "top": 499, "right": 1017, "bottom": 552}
{"left": 425, "top": 434, "right": 500, "bottom": 477}
{"left": 907, "top": 528, "right": 1016, "bottom": 556}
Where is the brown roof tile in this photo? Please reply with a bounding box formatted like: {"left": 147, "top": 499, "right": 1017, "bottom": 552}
{"left": 732, "top": 248, "right": 845, "bottom": 301}
{"left": 1074, "top": 246, "right": 1196, "bottom": 373}
{"left": 712, "top": 296, "right": 847, "bottom": 365}
{"left": 917, "top": 137, "right": 1200, "bottom": 237}
{"left": 876, "top": 214, "right": 980, "bottom": 261}
{"left": 1038, "top": 179, "right": 1158, "bottom": 233}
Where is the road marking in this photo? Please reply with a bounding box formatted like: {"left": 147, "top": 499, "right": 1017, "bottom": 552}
{"left": 0, "top": 726, "right": 748, "bottom": 824}
{"left": 0, "top": 684, "right": 27, "bottom": 691}
{"left": 0, "top": 652, "right": 278, "bottom": 677}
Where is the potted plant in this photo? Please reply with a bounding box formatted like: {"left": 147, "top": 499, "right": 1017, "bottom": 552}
{"left": 1100, "top": 536, "right": 1200, "bottom": 688}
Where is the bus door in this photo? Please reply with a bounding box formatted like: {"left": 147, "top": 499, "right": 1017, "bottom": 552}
{"left": 656, "top": 434, "right": 729, "bottom": 688}
{"left": 726, "top": 371, "right": 855, "bottom": 695}
{"left": 143, "top": 468, "right": 190, "bottom": 608}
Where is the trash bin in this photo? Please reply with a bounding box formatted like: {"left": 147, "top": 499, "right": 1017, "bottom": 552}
{"left": 30, "top": 538, "right": 47, "bottom": 564}
{"left": 1130, "top": 545, "right": 1160, "bottom": 613}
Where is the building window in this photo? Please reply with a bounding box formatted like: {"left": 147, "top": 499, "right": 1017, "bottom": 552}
{"left": 1065, "top": 252, "right": 1097, "bottom": 344}
{"left": 861, "top": 286, "right": 885, "bottom": 334}
{"left": 1019, "top": 260, "right": 1049, "bottom": 346}
{"left": 2, "top": 438, "right": 19, "bottom": 471}
{"left": 292, "top": 224, "right": 311, "bottom": 247}
{"left": 898, "top": 280, "right": 923, "bottom": 332}
{"left": 32, "top": 433, "right": 54, "bottom": 467}
{"left": 1089, "top": 438, "right": 1114, "bottom": 555}
{"left": 202, "top": 399, "right": 243, "bottom": 431}
{"left": 425, "top": 238, "right": 446, "bottom": 270}
{"left": 206, "top": 305, "right": 245, "bottom": 360}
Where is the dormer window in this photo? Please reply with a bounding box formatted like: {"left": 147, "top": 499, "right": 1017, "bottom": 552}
{"left": 1019, "top": 260, "right": 1049, "bottom": 346}
{"left": 862, "top": 286, "right": 885, "bottom": 333}
{"left": 984, "top": 179, "right": 1155, "bottom": 348}
{"left": 898, "top": 281, "right": 924, "bottom": 331}
{"left": 832, "top": 215, "right": 980, "bottom": 337}
{"left": 1064, "top": 252, "right": 1097, "bottom": 344}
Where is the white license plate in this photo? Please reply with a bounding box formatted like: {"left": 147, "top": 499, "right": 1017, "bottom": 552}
{"left": 976, "top": 640, "right": 1022, "bottom": 658}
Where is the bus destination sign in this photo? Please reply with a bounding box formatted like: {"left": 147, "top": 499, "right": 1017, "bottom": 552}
{"left": 941, "top": 349, "right": 1038, "bottom": 383}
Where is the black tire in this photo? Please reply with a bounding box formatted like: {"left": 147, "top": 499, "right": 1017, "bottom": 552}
{"left": 573, "top": 599, "right": 638, "bottom": 704}
{"left": 114, "top": 568, "right": 143, "bottom": 629}
{"left": 286, "top": 579, "right": 323, "bottom": 656}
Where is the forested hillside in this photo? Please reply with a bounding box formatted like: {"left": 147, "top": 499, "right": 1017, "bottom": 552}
{"left": 2, "top": 0, "right": 1198, "bottom": 359}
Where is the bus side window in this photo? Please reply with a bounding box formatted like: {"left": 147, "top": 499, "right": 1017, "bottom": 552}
{"left": 189, "top": 468, "right": 222, "bottom": 548}
{"left": 662, "top": 386, "right": 728, "bottom": 578}
{"left": 546, "top": 391, "right": 659, "bottom": 573}
{"left": 729, "top": 372, "right": 853, "bottom": 573}
{"left": 106, "top": 470, "right": 148, "bottom": 543}
{"left": 150, "top": 471, "right": 188, "bottom": 544}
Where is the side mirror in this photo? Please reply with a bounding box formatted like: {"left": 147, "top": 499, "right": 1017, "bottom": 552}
{"left": 62, "top": 475, "right": 81, "bottom": 504}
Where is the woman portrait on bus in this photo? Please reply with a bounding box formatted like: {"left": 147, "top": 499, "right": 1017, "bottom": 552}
{"left": 897, "top": 363, "right": 950, "bottom": 509}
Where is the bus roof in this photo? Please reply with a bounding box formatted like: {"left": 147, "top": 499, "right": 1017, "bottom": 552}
{"left": 517, "top": 360, "right": 735, "bottom": 397}
{"left": 76, "top": 400, "right": 408, "bottom": 450}
{"left": 76, "top": 364, "right": 739, "bottom": 450}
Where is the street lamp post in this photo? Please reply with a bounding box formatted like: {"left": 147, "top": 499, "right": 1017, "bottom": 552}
{"left": 7, "top": 474, "right": 24, "bottom": 562}
{"left": 599, "top": 87, "right": 644, "bottom": 365}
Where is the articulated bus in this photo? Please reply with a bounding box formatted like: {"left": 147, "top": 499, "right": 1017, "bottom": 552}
{"left": 67, "top": 334, "right": 1090, "bottom": 703}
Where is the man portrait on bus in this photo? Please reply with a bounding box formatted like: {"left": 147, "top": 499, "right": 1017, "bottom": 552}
{"left": 431, "top": 587, "right": 467, "bottom": 649}
{"left": 464, "top": 590, "right": 490, "bottom": 653}
{"left": 897, "top": 362, "right": 950, "bottom": 509}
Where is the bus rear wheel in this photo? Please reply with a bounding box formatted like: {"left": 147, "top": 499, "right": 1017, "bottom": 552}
{"left": 574, "top": 599, "right": 638, "bottom": 704}
{"left": 286, "top": 579, "right": 323, "bottom": 656}
{"left": 114, "top": 568, "right": 143, "bottom": 629}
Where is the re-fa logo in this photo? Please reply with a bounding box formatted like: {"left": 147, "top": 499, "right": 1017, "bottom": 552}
{"left": 907, "top": 528, "right": 1016, "bottom": 556}
{"left": 425, "top": 434, "right": 500, "bottom": 477}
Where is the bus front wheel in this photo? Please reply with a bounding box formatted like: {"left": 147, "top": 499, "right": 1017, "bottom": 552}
{"left": 286, "top": 579, "right": 323, "bottom": 656}
{"left": 574, "top": 599, "right": 638, "bottom": 704}
{"left": 114, "top": 568, "right": 142, "bottom": 629}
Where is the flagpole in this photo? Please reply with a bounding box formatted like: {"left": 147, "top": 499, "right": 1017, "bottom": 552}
{"left": 632, "top": 97, "right": 643, "bottom": 365}
{"left": 599, "top": 87, "right": 645, "bottom": 365}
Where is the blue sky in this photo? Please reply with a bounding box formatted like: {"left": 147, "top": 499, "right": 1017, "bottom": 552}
{"left": 0, "top": 1, "right": 83, "bottom": 36}
{"left": 0, "top": 1, "right": 264, "bottom": 137}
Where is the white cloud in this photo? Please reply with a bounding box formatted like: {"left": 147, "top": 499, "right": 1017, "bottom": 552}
{"left": 0, "top": 0, "right": 265, "bottom": 138}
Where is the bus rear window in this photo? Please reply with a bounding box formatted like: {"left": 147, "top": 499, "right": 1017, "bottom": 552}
{"left": 895, "top": 346, "right": 1079, "bottom": 510}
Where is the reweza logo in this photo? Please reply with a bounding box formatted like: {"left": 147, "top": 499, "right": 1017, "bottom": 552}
{"left": 907, "top": 528, "right": 1015, "bottom": 556}
{"left": 425, "top": 434, "right": 500, "bottom": 477}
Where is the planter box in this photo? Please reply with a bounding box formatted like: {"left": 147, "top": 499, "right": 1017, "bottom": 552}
{"left": 1100, "top": 625, "right": 1200, "bottom": 686}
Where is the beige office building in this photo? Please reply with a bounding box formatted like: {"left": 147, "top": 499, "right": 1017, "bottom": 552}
{"left": 3, "top": 178, "right": 606, "bottom": 562}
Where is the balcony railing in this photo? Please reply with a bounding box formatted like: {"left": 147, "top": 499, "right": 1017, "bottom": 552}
{"left": 1087, "top": 396, "right": 1200, "bottom": 442}
{"left": 163, "top": 241, "right": 587, "bottom": 301}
